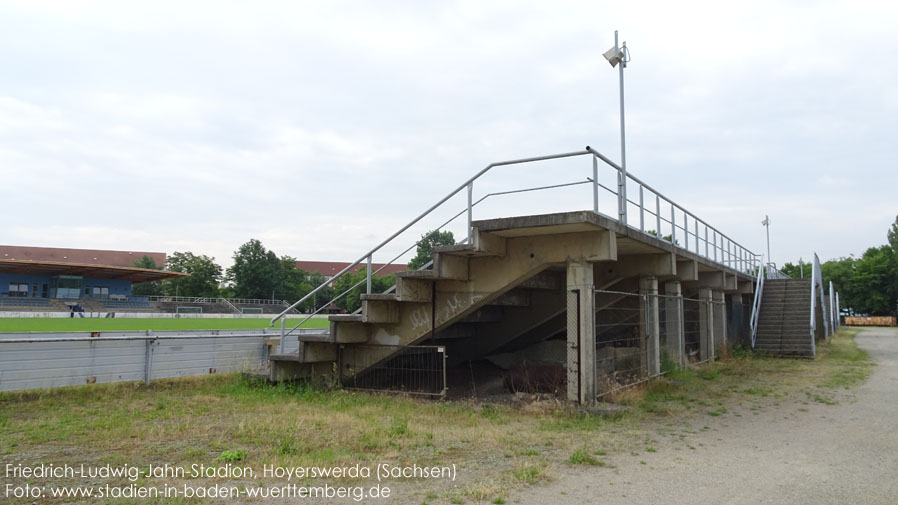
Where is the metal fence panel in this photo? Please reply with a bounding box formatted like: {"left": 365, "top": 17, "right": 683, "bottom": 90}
{"left": 0, "top": 331, "right": 276, "bottom": 392}
{"left": 340, "top": 345, "right": 447, "bottom": 397}
{"left": 594, "top": 290, "right": 647, "bottom": 397}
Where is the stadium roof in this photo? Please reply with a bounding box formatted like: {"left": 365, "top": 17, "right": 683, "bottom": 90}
{"left": 0, "top": 245, "right": 166, "bottom": 268}
{"left": 0, "top": 259, "right": 188, "bottom": 283}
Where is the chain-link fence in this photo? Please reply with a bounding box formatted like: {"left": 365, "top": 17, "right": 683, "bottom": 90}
{"left": 594, "top": 290, "right": 648, "bottom": 397}
{"left": 653, "top": 293, "right": 684, "bottom": 370}
{"left": 340, "top": 345, "right": 447, "bottom": 397}
{"left": 682, "top": 297, "right": 703, "bottom": 364}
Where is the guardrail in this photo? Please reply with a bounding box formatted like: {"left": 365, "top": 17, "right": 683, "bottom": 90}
{"left": 270, "top": 146, "right": 763, "bottom": 350}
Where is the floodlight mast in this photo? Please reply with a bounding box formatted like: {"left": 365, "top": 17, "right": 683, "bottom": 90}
{"left": 603, "top": 30, "right": 629, "bottom": 225}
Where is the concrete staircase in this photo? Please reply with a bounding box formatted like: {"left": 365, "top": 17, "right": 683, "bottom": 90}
{"left": 270, "top": 221, "right": 616, "bottom": 382}
{"left": 754, "top": 278, "right": 814, "bottom": 357}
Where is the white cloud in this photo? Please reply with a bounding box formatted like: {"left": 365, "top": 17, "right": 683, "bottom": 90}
{"left": 0, "top": 0, "right": 896, "bottom": 271}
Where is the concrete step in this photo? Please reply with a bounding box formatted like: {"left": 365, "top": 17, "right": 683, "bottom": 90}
{"left": 270, "top": 342, "right": 337, "bottom": 363}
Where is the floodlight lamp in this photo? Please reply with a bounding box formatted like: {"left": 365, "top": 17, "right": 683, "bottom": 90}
{"left": 603, "top": 46, "right": 621, "bottom": 67}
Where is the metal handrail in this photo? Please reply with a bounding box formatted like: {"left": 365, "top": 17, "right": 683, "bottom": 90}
{"left": 749, "top": 254, "right": 765, "bottom": 348}
{"left": 270, "top": 145, "right": 765, "bottom": 353}
{"left": 276, "top": 179, "right": 594, "bottom": 345}
{"left": 270, "top": 149, "right": 592, "bottom": 327}
{"left": 585, "top": 147, "right": 761, "bottom": 274}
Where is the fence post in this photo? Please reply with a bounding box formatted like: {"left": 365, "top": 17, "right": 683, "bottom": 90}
{"left": 640, "top": 277, "right": 660, "bottom": 376}
{"left": 592, "top": 155, "right": 599, "bottom": 214}
{"left": 144, "top": 331, "right": 155, "bottom": 386}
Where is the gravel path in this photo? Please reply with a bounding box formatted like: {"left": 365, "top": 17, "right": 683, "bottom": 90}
{"left": 512, "top": 327, "right": 898, "bottom": 505}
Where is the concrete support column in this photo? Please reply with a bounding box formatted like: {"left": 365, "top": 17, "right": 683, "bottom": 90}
{"left": 712, "top": 290, "right": 727, "bottom": 353}
{"left": 640, "top": 276, "right": 660, "bottom": 376}
{"left": 566, "top": 260, "right": 595, "bottom": 405}
{"left": 698, "top": 287, "right": 713, "bottom": 361}
{"left": 663, "top": 281, "right": 685, "bottom": 367}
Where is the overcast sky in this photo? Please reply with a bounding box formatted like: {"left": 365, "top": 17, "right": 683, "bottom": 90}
{"left": 2, "top": 0, "right": 896, "bottom": 271}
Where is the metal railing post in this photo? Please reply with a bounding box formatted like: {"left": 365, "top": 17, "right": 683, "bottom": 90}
{"left": 279, "top": 318, "right": 286, "bottom": 354}
{"left": 592, "top": 155, "right": 599, "bottom": 214}
{"left": 366, "top": 254, "right": 372, "bottom": 295}
{"left": 671, "top": 206, "right": 676, "bottom": 244}
{"left": 694, "top": 220, "right": 699, "bottom": 254}
{"left": 639, "top": 184, "right": 645, "bottom": 231}
{"left": 704, "top": 226, "right": 708, "bottom": 257}
{"left": 467, "top": 181, "right": 474, "bottom": 244}
{"left": 655, "top": 195, "right": 661, "bottom": 236}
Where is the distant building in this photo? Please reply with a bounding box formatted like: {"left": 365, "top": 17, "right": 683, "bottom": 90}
{"left": 295, "top": 260, "right": 407, "bottom": 281}
{"left": 0, "top": 245, "right": 184, "bottom": 303}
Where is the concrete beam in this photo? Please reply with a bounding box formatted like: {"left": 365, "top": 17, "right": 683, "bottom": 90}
{"left": 685, "top": 271, "right": 725, "bottom": 290}
{"left": 596, "top": 252, "right": 676, "bottom": 280}
{"left": 738, "top": 280, "right": 754, "bottom": 294}
{"left": 676, "top": 259, "right": 699, "bottom": 281}
{"left": 724, "top": 273, "right": 738, "bottom": 292}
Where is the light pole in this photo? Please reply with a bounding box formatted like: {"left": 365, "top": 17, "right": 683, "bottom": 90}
{"left": 604, "top": 30, "right": 630, "bottom": 225}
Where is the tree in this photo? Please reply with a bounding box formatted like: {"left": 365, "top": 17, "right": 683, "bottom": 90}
{"left": 888, "top": 215, "right": 898, "bottom": 250}
{"left": 332, "top": 268, "right": 396, "bottom": 313}
{"left": 645, "top": 229, "right": 680, "bottom": 246}
{"left": 408, "top": 230, "right": 456, "bottom": 270}
{"left": 227, "top": 239, "right": 284, "bottom": 300}
{"left": 131, "top": 255, "right": 163, "bottom": 296}
{"left": 163, "top": 252, "right": 222, "bottom": 298}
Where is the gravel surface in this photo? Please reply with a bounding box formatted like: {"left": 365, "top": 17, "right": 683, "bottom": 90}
{"left": 512, "top": 327, "right": 898, "bottom": 505}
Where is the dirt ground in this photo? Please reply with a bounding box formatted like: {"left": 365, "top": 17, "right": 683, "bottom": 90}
{"left": 510, "top": 327, "right": 898, "bottom": 505}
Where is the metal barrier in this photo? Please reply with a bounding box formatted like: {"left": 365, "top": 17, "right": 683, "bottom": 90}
{"left": 340, "top": 345, "right": 447, "bottom": 397}
{"left": 594, "top": 290, "right": 648, "bottom": 397}
{"left": 682, "top": 297, "right": 704, "bottom": 363}
{"left": 0, "top": 331, "right": 282, "bottom": 391}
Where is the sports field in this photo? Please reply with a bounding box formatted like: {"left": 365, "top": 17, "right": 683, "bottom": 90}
{"left": 0, "top": 317, "right": 329, "bottom": 333}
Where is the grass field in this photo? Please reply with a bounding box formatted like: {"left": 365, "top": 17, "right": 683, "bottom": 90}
{"left": 0, "top": 317, "right": 330, "bottom": 333}
{"left": 0, "top": 328, "right": 870, "bottom": 504}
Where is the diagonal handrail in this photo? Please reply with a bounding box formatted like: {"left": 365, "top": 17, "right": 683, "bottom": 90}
{"left": 276, "top": 178, "right": 596, "bottom": 346}
{"left": 749, "top": 254, "right": 765, "bottom": 348}
{"left": 269, "top": 149, "right": 591, "bottom": 329}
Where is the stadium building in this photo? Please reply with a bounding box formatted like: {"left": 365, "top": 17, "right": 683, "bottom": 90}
{"left": 0, "top": 245, "right": 186, "bottom": 311}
